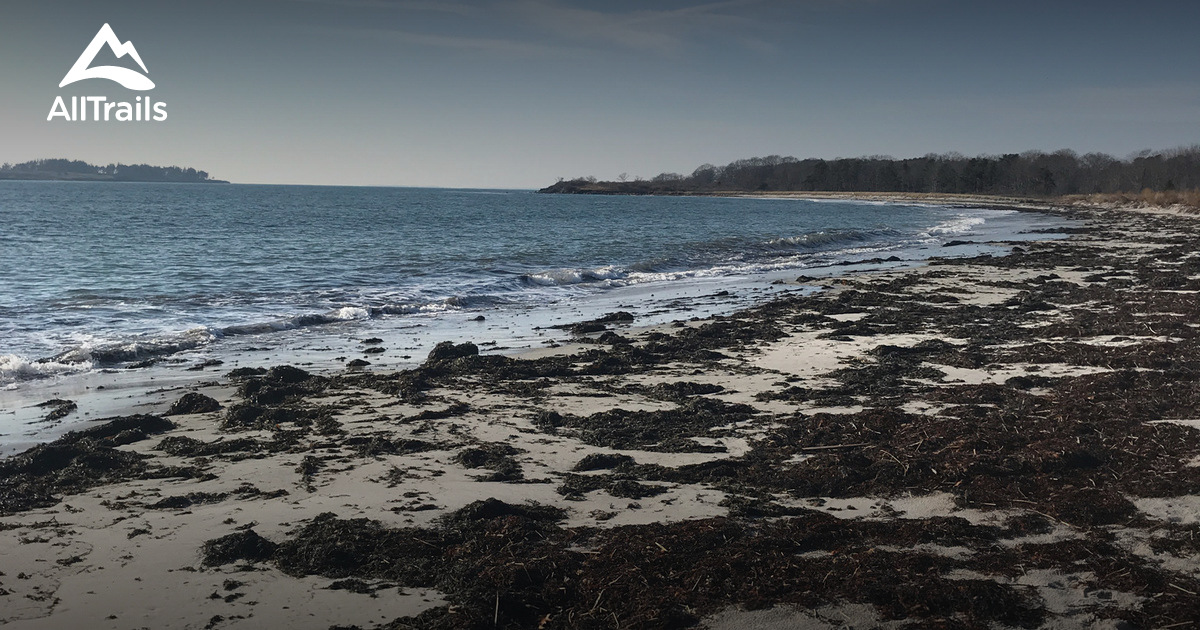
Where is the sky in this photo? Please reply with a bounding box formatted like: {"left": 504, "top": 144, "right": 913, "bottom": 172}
{"left": 1, "top": 0, "right": 1198, "bottom": 187}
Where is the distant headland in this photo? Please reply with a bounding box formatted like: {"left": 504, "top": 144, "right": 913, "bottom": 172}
{"left": 0, "top": 159, "right": 227, "bottom": 183}
{"left": 539, "top": 147, "right": 1200, "bottom": 200}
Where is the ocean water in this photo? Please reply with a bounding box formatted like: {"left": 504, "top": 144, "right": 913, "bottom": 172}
{"left": 0, "top": 182, "right": 1071, "bottom": 447}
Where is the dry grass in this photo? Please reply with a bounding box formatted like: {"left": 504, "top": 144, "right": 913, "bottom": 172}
{"left": 1061, "top": 189, "right": 1200, "bottom": 211}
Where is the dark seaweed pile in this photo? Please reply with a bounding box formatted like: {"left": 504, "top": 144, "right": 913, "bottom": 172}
{"left": 165, "top": 392, "right": 223, "bottom": 416}
{"left": 207, "top": 498, "right": 1200, "bottom": 629}
{"left": 533, "top": 397, "right": 756, "bottom": 453}
{"left": 0, "top": 415, "right": 187, "bottom": 513}
{"left": 454, "top": 443, "right": 526, "bottom": 482}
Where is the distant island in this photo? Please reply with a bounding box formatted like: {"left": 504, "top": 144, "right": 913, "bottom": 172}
{"left": 0, "top": 159, "right": 227, "bottom": 183}
{"left": 539, "top": 147, "right": 1200, "bottom": 198}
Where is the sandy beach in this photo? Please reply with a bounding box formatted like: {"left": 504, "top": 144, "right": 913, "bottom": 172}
{"left": 3, "top": 199, "right": 1200, "bottom": 629}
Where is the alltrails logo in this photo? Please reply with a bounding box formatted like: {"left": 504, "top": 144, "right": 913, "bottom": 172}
{"left": 47, "top": 23, "right": 167, "bottom": 122}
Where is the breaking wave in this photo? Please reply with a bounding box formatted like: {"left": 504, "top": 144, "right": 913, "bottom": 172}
{"left": 921, "top": 216, "right": 988, "bottom": 237}
{"left": 0, "top": 354, "right": 93, "bottom": 387}
{"left": 516, "top": 228, "right": 898, "bottom": 289}
{"left": 5, "top": 209, "right": 1008, "bottom": 384}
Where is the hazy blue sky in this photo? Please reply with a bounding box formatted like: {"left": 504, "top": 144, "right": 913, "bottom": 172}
{"left": 2, "top": 0, "right": 1198, "bottom": 187}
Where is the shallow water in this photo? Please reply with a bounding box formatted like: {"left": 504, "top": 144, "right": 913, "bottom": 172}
{"left": 0, "top": 182, "right": 1073, "bottom": 450}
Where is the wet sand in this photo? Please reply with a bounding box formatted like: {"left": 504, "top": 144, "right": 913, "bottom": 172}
{"left": 2, "top": 200, "right": 1200, "bottom": 629}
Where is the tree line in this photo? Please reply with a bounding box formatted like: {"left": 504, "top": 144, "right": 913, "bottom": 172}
{"left": 541, "top": 147, "right": 1200, "bottom": 196}
{"left": 0, "top": 159, "right": 222, "bottom": 183}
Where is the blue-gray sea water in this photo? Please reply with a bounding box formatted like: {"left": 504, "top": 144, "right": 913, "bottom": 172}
{"left": 0, "top": 182, "right": 1064, "bottom": 390}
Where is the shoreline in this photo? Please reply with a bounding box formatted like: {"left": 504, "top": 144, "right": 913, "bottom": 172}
{"left": 4, "top": 200, "right": 1200, "bottom": 628}
{"left": 716, "top": 190, "right": 1055, "bottom": 210}
{"left": 0, "top": 198, "right": 1056, "bottom": 454}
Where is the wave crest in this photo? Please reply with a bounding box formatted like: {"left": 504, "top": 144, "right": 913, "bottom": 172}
{"left": 521, "top": 266, "right": 627, "bottom": 287}
{"left": 0, "top": 354, "right": 93, "bottom": 386}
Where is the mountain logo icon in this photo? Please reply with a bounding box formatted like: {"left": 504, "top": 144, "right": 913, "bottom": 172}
{"left": 59, "top": 23, "right": 155, "bottom": 91}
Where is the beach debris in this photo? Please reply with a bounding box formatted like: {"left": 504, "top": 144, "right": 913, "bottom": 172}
{"left": 35, "top": 399, "right": 77, "bottom": 422}
{"left": 643, "top": 380, "right": 725, "bottom": 401}
{"left": 149, "top": 484, "right": 288, "bottom": 510}
{"left": 225, "top": 367, "right": 267, "bottom": 379}
{"left": 558, "top": 474, "right": 668, "bottom": 499}
{"left": 164, "top": 392, "right": 222, "bottom": 415}
{"left": 201, "top": 529, "right": 278, "bottom": 566}
{"left": 348, "top": 434, "right": 438, "bottom": 458}
{"left": 536, "top": 397, "right": 755, "bottom": 452}
{"left": 0, "top": 415, "right": 176, "bottom": 513}
{"left": 569, "top": 321, "right": 607, "bottom": 335}
{"left": 572, "top": 453, "right": 636, "bottom": 471}
{"left": 595, "top": 311, "right": 635, "bottom": 323}
{"left": 296, "top": 455, "right": 323, "bottom": 488}
{"left": 156, "top": 434, "right": 276, "bottom": 458}
{"left": 220, "top": 367, "right": 319, "bottom": 415}
{"left": 454, "top": 443, "right": 525, "bottom": 482}
{"left": 549, "top": 311, "right": 636, "bottom": 336}
{"left": 185, "top": 359, "right": 224, "bottom": 371}
{"left": 199, "top": 501, "right": 1067, "bottom": 629}
{"left": 424, "top": 341, "right": 479, "bottom": 364}
{"left": 265, "top": 365, "right": 312, "bottom": 384}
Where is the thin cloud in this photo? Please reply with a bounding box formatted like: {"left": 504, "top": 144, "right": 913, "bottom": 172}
{"left": 506, "top": 0, "right": 767, "bottom": 55}
{"left": 356, "top": 28, "right": 561, "bottom": 56}
{"left": 284, "top": 0, "right": 480, "bottom": 15}
{"left": 283, "top": 0, "right": 778, "bottom": 57}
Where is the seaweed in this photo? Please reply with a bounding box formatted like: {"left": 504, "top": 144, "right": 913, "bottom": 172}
{"left": 201, "top": 529, "right": 278, "bottom": 566}
{"left": 557, "top": 473, "right": 668, "bottom": 500}
{"left": 345, "top": 435, "right": 439, "bottom": 458}
{"left": 454, "top": 443, "right": 525, "bottom": 482}
{"left": 165, "top": 392, "right": 222, "bottom": 415}
{"left": 221, "top": 507, "right": 1060, "bottom": 630}
{"left": 0, "top": 415, "right": 176, "bottom": 513}
{"left": 642, "top": 381, "right": 725, "bottom": 402}
{"left": 572, "top": 453, "right": 636, "bottom": 471}
{"left": 36, "top": 399, "right": 77, "bottom": 421}
{"left": 538, "top": 397, "right": 756, "bottom": 452}
{"left": 155, "top": 435, "right": 284, "bottom": 458}
{"left": 424, "top": 341, "right": 479, "bottom": 364}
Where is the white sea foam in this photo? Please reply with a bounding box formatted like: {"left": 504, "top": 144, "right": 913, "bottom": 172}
{"left": 764, "top": 229, "right": 892, "bottom": 249}
{"left": 922, "top": 216, "right": 986, "bottom": 237}
{"left": 523, "top": 266, "right": 626, "bottom": 287}
{"left": 331, "top": 306, "right": 371, "bottom": 320}
{"left": 520, "top": 231, "right": 895, "bottom": 289}
{"left": 767, "top": 231, "right": 855, "bottom": 248}
{"left": 0, "top": 354, "right": 93, "bottom": 387}
{"left": 624, "top": 245, "right": 901, "bottom": 284}
{"left": 51, "top": 327, "right": 217, "bottom": 365}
